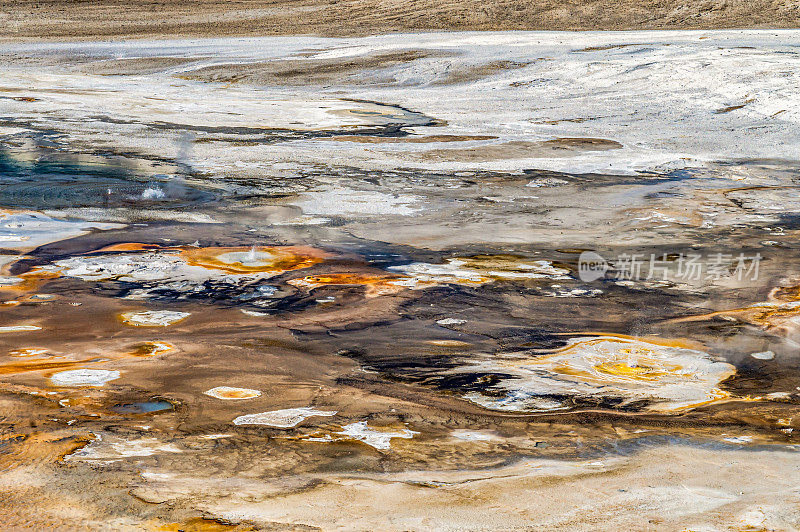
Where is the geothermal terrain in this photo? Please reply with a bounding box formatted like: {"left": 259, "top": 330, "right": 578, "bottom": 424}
{"left": 0, "top": 24, "right": 800, "bottom": 532}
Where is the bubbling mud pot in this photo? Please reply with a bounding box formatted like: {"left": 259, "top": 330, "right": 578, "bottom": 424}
{"left": 0, "top": 31, "right": 800, "bottom": 531}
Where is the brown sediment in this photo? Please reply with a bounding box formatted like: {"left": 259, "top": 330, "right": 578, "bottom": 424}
{"left": 416, "top": 138, "right": 622, "bottom": 162}
{"left": 714, "top": 99, "right": 753, "bottom": 114}
{"left": 273, "top": 289, "right": 417, "bottom": 331}
{"left": 529, "top": 116, "right": 597, "bottom": 124}
{"left": 542, "top": 138, "right": 623, "bottom": 149}
{"left": 0, "top": 338, "right": 173, "bottom": 380}
{"left": 321, "top": 134, "right": 498, "bottom": 144}
{"left": 458, "top": 254, "right": 571, "bottom": 276}
{"left": 177, "top": 50, "right": 450, "bottom": 86}
{"left": 0, "top": 431, "right": 94, "bottom": 470}
{"left": 575, "top": 43, "right": 644, "bottom": 52}
{"left": 0, "top": 357, "right": 108, "bottom": 377}
{"left": 426, "top": 339, "right": 472, "bottom": 347}
{"left": 3, "top": 95, "right": 39, "bottom": 102}
{"left": 433, "top": 60, "right": 532, "bottom": 85}
{"left": 80, "top": 56, "right": 210, "bottom": 76}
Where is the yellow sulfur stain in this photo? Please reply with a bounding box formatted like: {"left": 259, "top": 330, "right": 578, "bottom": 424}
{"left": 129, "top": 341, "right": 174, "bottom": 357}
{"left": 204, "top": 386, "right": 261, "bottom": 400}
{"left": 0, "top": 356, "right": 104, "bottom": 376}
{"left": 554, "top": 332, "right": 706, "bottom": 351}
{"left": 466, "top": 336, "right": 736, "bottom": 413}
{"left": 179, "top": 246, "right": 329, "bottom": 275}
{"left": 153, "top": 517, "right": 256, "bottom": 531}
{"left": 287, "top": 272, "right": 409, "bottom": 297}
{"left": 675, "top": 283, "right": 800, "bottom": 337}
{"left": 90, "top": 242, "right": 163, "bottom": 253}
{"left": 0, "top": 431, "right": 94, "bottom": 471}
{"left": 590, "top": 360, "right": 679, "bottom": 381}
{"left": 0, "top": 268, "right": 61, "bottom": 297}
{"left": 427, "top": 340, "right": 472, "bottom": 348}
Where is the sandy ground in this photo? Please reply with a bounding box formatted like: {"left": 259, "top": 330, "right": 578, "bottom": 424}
{"left": 0, "top": 0, "right": 798, "bottom": 41}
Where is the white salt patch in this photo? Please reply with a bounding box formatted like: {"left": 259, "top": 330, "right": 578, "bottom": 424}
{"left": 232, "top": 407, "right": 336, "bottom": 428}
{"left": 47, "top": 207, "right": 219, "bottom": 224}
{"left": 542, "top": 286, "right": 603, "bottom": 298}
{"left": 450, "top": 429, "right": 500, "bottom": 442}
{"left": 0, "top": 211, "right": 123, "bottom": 251}
{"left": 10, "top": 347, "right": 48, "bottom": 357}
{"left": 296, "top": 187, "right": 421, "bottom": 216}
{"left": 139, "top": 471, "right": 174, "bottom": 481}
{"left": 28, "top": 294, "right": 56, "bottom": 301}
{"left": 51, "top": 252, "right": 284, "bottom": 300}
{"left": 0, "top": 325, "right": 41, "bottom": 333}
{"left": 750, "top": 350, "right": 776, "bottom": 360}
{"left": 120, "top": 310, "right": 190, "bottom": 327}
{"left": 335, "top": 421, "right": 418, "bottom": 450}
{"left": 66, "top": 436, "right": 182, "bottom": 460}
{"left": 389, "top": 258, "right": 570, "bottom": 287}
{"left": 50, "top": 369, "right": 121, "bottom": 387}
{"left": 465, "top": 391, "right": 566, "bottom": 412}
{"left": 204, "top": 386, "right": 262, "bottom": 400}
{"left": 53, "top": 253, "right": 208, "bottom": 282}
{"left": 273, "top": 216, "right": 331, "bottom": 226}
{"left": 765, "top": 392, "right": 792, "bottom": 400}
{"left": 723, "top": 435, "right": 754, "bottom": 444}
{"left": 461, "top": 336, "right": 736, "bottom": 413}
{"left": 388, "top": 261, "right": 487, "bottom": 285}
{"left": 436, "top": 318, "right": 467, "bottom": 326}
{"left": 526, "top": 177, "right": 570, "bottom": 188}
{"left": 144, "top": 341, "right": 173, "bottom": 355}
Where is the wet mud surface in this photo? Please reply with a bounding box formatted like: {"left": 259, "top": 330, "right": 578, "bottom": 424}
{"left": 0, "top": 32, "right": 800, "bottom": 530}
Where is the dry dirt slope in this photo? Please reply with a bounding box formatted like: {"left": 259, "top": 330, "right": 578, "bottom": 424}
{"left": 0, "top": 0, "right": 798, "bottom": 40}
